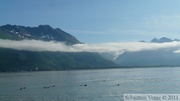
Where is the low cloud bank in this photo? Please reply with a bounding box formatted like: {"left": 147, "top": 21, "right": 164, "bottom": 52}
{"left": 1, "top": 39, "right": 180, "bottom": 57}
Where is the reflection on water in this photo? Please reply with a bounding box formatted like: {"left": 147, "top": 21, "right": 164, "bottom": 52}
{"left": 0, "top": 67, "right": 180, "bottom": 101}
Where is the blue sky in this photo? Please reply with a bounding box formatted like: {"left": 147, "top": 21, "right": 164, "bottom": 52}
{"left": 1, "top": 0, "right": 180, "bottom": 43}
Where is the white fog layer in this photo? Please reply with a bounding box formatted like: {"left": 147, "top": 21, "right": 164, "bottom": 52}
{"left": 1, "top": 39, "right": 180, "bottom": 57}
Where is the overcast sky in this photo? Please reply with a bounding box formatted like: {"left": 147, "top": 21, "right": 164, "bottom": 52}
{"left": 1, "top": 0, "right": 180, "bottom": 43}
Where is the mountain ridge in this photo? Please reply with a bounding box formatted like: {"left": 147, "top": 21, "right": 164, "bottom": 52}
{"left": 0, "top": 48, "right": 117, "bottom": 72}
{"left": 115, "top": 49, "right": 180, "bottom": 67}
{"left": 0, "top": 24, "right": 118, "bottom": 71}
{"left": 0, "top": 24, "right": 81, "bottom": 45}
{"left": 105, "top": 37, "right": 180, "bottom": 67}
{"left": 151, "top": 37, "right": 180, "bottom": 43}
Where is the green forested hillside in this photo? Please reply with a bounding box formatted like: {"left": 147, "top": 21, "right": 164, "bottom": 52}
{"left": 0, "top": 48, "right": 117, "bottom": 72}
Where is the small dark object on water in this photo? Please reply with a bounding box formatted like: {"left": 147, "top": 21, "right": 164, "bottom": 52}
{"left": 43, "top": 87, "right": 49, "bottom": 89}
{"left": 80, "top": 84, "right": 87, "bottom": 86}
{"left": 44, "top": 85, "right": 55, "bottom": 89}
{"left": 117, "top": 84, "right": 120, "bottom": 86}
{"left": 19, "top": 87, "right": 26, "bottom": 90}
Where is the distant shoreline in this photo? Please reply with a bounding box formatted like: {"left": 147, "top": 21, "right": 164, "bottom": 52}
{"left": 1, "top": 66, "right": 180, "bottom": 73}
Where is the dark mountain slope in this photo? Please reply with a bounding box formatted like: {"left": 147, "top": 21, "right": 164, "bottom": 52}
{"left": 0, "top": 48, "right": 117, "bottom": 72}
{"left": 0, "top": 24, "right": 81, "bottom": 44}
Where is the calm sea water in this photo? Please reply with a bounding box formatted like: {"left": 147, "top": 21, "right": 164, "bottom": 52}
{"left": 0, "top": 67, "right": 180, "bottom": 101}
